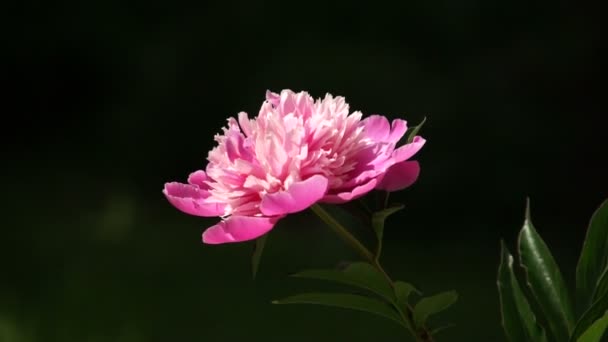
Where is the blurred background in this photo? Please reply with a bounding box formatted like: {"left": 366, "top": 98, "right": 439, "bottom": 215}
{"left": 3, "top": 0, "right": 606, "bottom": 340}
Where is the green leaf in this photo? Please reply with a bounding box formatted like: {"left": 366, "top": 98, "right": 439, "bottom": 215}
{"left": 593, "top": 267, "right": 608, "bottom": 304}
{"left": 251, "top": 234, "right": 268, "bottom": 279}
{"left": 272, "top": 292, "right": 406, "bottom": 328}
{"left": 394, "top": 281, "right": 420, "bottom": 306}
{"left": 570, "top": 292, "right": 608, "bottom": 342}
{"left": 413, "top": 291, "right": 458, "bottom": 328}
{"left": 497, "top": 241, "right": 549, "bottom": 342}
{"left": 576, "top": 199, "right": 608, "bottom": 310}
{"left": 406, "top": 117, "right": 427, "bottom": 144}
{"left": 371, "top": 204, "right": 405, "bottom": 261}
{"left": 292, "top": 262, "right": 395, "bottom": 303}
{"left": 576, "top": 312, "right": 608, "bottom": 342}
{"left": 518, "top": 200, "right": 575, "bottom": 341}
{"left": 431, "top": 324, "right": 456, "bottom": 336}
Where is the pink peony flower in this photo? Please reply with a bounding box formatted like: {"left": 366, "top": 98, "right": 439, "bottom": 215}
{"left": 163, "top": 90, "right": 425, "bottom": 244}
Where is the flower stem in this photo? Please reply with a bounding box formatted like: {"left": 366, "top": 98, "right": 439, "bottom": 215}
{"left": 310, "top": 204, "right": 374, "bottom": 262}
{"left": 310, "top": 204, "right": 434, "bottom": 342}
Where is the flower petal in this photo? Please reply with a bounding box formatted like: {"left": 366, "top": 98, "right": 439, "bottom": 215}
{"left": 260, "top": 175, "right": 329, "bottom": 216}
{"left": 388, "top": 119, "right": 408, "bottom": 143}
{"left": 265, "top": 90, "right": 281, "bottom": 106}
{"left": 375, "top": 160, "right": 420, "bottom": 192}
{"left": 237, "top": 112, "right": 253, "bottom": 137}
{"left": 321, "top": 178, "right": 378, "bottom": 204}
{"left": 163, "top": 182, "right": 225, "bottom": 217}
{"left": 202, "top": 215, "right": 280, "bottom": 244}
{"left": 392, "top": 136, "right": 426, "bottom": 162}
{"left": 361, "top": 116, "right": 407, "bottom": 143}
{"left": 187, "top": 170, "right": 209, "bottom": 188}
{"left": 362, "top": 115, "right": 391, "bottom": 142}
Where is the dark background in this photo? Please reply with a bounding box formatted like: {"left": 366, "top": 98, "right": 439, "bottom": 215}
{"left": 3, "top": 0, "right": 606, "bottom": 340}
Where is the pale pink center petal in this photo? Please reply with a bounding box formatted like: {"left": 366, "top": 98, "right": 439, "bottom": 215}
{"left": 265, "top": 90, "right": 281, "bottom": 106}
{"left": 203, "top": 89, "right": 376, "bottom": 217}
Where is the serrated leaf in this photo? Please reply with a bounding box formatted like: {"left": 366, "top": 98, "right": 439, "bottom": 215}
{"left": 371, "top": 204, "right": 404, "bottom": 261}
{"left": 251, "top": 234, "right": 268, "bottom": 279}
{"left": 413, "top": 291, "right": 458, "bottom": 328}
{"left": 570, "top": 292, "right": 608, "bottom": 342}
{"left": 292, "top": 262, "right": 395, "bottom": 303}
{"left": 406, "top": 117, "right": 427, "bottom": 144}
{"left": 394, "top": 281, "right": 420, "bottom": 306}
{"left": 518, "top": 200, "right": 575, "bottom": 341}
{"left": 498, "top": 241, "right": 549, "bottom": 342}
{"left": 576, "top": 199, "right": 608, "bottom": 310}
{"left": 576, "top": 311, "right": 608, "bottom": 342}
{"left": 272, "top": 292, "right": 406, "bottom": 328}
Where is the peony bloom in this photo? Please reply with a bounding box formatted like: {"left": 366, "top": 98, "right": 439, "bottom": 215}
{"left": 163, "top": 90, "right": 425, "bottom": 244}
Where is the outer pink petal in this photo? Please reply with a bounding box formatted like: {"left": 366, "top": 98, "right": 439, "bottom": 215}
{"left": 202, "top": 215, "right": 281, "bottom": 244}
{"left": 387, "top": 119, "right": 408, "bottom": 143}
{"left": 260, "top": 175, "right": 329, "bottom": 216}
{"left": 163, "top": 182, "right": 225, "bottom": 217}
{"left": 362, "top": 115, "right": 391, "bottom": 142}
{"left": 187, "top": 170, "right": 208, "bottom": 188}
{"left": 375, "top": 161, "right": 420, "bottom": 192}
{"left": 321, "top": 178, "right": 378, "bottom": 204}
{"left": 392, "top": 136, "right": 426, "bottom": 162}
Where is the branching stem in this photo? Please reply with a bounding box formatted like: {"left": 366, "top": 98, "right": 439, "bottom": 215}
{"left": 310, "top": 204, "right": 434, "bottom": 342}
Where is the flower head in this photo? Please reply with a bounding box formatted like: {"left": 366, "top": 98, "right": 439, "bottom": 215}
{"left": 163, "top": 90, "right": 425, "bottom": 244}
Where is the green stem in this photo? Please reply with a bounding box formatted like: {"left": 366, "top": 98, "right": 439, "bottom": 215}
{"left": 383, "top": 191, "right": 391, "bottom": 209}
{"left": 310, "top": 204, "right": 434, "bottom": 342}
{"left": 310, "top": 204, "right": 374, "bottom": 262}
